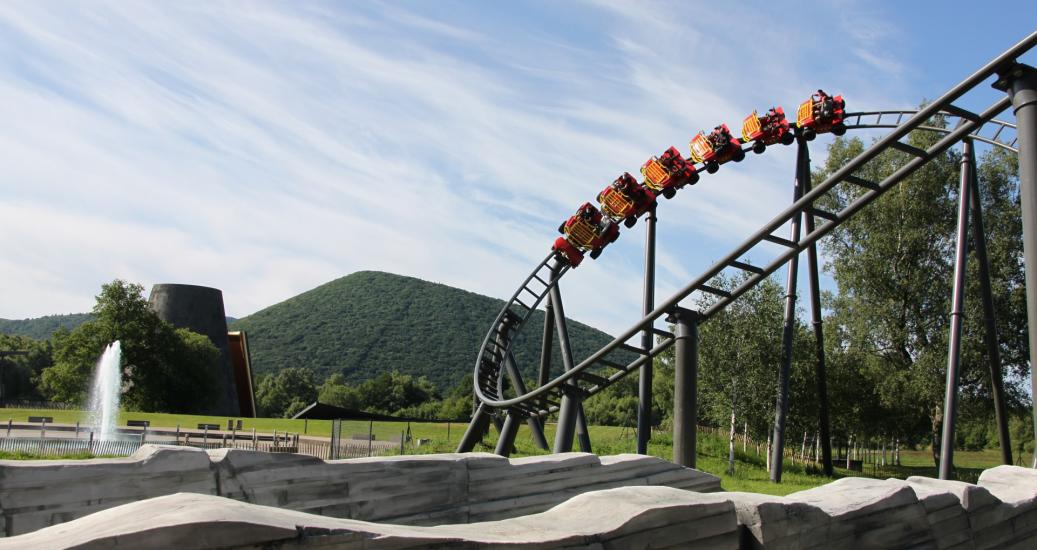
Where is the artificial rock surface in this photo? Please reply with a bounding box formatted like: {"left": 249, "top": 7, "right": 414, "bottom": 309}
{"left": 0, "top": 445, "right": 720, "bottom": 537}
{"left": 4, "top": 445, "right": 1037, "bottom": 549}
{"left": 0, "top": 488, "right": 741, "bottom": 549}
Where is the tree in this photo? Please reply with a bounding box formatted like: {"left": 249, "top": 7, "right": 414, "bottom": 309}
{"left": 689, "top": 273, "right": 812, "bottom": 474}
{"left": 317, "top": 373, "right": 363, "bottom": 410}
{"left": 38, "top": 280, "right": 219, "bottom": 413}
{"left": 356, "top": 371, "right": 439, "bottom": 415}
{"left": 0, "top": 334, "right": 52, "bottom": 403}
{"left": 255, "top": 367, "right": 318, "bottom": 418}
{"left": 815, "top": 119, "right": 1028, "bottom": 465}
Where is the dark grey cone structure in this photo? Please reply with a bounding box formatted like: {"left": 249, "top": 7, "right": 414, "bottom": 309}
{"left": 148, "top": 284, "right": 239, "bottom": 416}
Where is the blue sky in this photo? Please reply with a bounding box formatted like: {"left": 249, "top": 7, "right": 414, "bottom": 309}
{"left": 1, "top": 1, "right": 1034, "bottom": 336}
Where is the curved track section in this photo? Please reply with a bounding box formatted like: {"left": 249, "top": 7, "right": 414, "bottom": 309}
{"left": 462, "top": 31, "right": 1037, "bottom": 453}
{"left": 846, "top": 110, "right": 1018, "bottom": 153}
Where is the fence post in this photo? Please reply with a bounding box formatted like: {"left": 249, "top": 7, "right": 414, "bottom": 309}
{"left": 203, "top": 425, "right": 209, "bottom": 445}
{"left": 75, "top": 421, "right": 80, "bottom": 438}
{"left": 176, "top": 425, "right": 181, "bottom": 445}
{"left": 41, "top": 418, "right": 46, "bottom": 440}
{"left": 273, "top": 430, "right": 278, "bottom": 451}
{"left": 89, "top": 431, "right": 94, "bottom": 455}
{"left": 368, "top": 421, "right": 373, "bottom": 457}
{"left": 253, "top": 428, "right": 257, "bottom": 450}
{"left": 6, "top": 419, "right": 10, "bottom": 437}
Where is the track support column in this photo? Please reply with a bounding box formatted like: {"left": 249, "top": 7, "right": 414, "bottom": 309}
{"left": 994, "top": 63, "right": 1037, "bottom": 466}
{"left": 638, "top": 204, "right": 657, "bottom": 454}
{"left": 801, "top": 142, "right": 834, "bottom": 477}
{"left": 494, "top": 412, "right": 521, "bottom": 456}
{"left": 551, "top": 274, "right": 580, "bottom": 453}
{"left": 668, "top": 307, "right": 699, "bottom": 468}
{"left": 939, "top": 138, "right": 975, "bottom": 480}
{"left": 771, "top": 134, "right": 806, "bottom": 483}
{"left": 968, "top": 156, "right": 1013, "bottom": 465}
{"left": 504, "top": 350, "right": 550, "bottom": 451}
{"left": 457, "top": 403, "right": 492, "bottom": 452}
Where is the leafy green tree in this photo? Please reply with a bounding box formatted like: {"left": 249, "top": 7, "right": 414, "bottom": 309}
{"left": 433, "top": 374, "right": 477, "bottom": 421}
{"left": 356, "top": 371, "right": 438, "bottom": 415}
{"left": 255, "top": 367, "right": 318, "bottom": 418}
{"left": 317, "top": 373, "right": 363, "bottom": 410}
{"left": 38, "top": 280, "right": 219, "bottom": 413}
{"left": 0, "top": 333, "right": 52, "bottom": 403}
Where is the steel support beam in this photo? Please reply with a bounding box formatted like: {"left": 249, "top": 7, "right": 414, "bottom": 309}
{"left": 504, "top": 350, "right": 550, "bottom": 450}
{"left": 494, "top": 412, "right": 521, "bottom": 456}
{"left": 994, "top": 63, "right": 1037, "bottom": 466}
{"left": 801, "top": 142, "right": 834, "bottom": 477}
{"left": 940, "top": 139, "right": 975, "bottom": 480}
{"left": 968, "top": 149, "right": 1013, "bottom": 465}
{"left": 551, "top": 279, "right": 580, "bottom": 453}
{"left": 638, "top": 204, "right": 657, "bottom": 454}
{"left": 457, "top": 403, "right": 492, "bottom": 452}
{"left": 668, "top": 308, "right": 698, "bottom": 468}
{"left": 536, "top": 274, "right": 557, "bottom": 434}
{"left": 538, "top": 294, "right": 555, "bottom": 390}
{"left": 575, "top": 403, "right": 592, "bottom": 452}
{"left": 771, "top": 135, "right": 806, "bottom": 483}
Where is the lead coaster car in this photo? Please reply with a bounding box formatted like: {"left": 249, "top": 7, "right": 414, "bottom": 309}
{"left": 553, "top": 202, "right": 620, "bottom": 267}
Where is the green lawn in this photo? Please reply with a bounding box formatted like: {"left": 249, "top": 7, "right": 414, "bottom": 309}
{"left": 1, "top": 407, "right": 1011, "bottom": 495}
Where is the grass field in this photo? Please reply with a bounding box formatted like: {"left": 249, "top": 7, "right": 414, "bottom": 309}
{"left": 1, "top": 407, "right": 1015, "bottom": 495}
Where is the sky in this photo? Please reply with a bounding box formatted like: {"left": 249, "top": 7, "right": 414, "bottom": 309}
{"left": 1, "top": 1, "right": 1035, "bottom": 338}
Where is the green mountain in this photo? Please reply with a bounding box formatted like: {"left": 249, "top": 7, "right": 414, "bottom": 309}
{"left": 0, "top": 313, "right": 93, "bottom": 340}
{"left": 230, "top": 271, "right": 622, "bottom": 391}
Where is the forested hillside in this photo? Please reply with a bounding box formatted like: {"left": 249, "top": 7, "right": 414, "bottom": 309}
{"left": 0, "top": 314, "right": 93, "bottom": 340}
{"left": 230, "top": 271, "right": 619, "bottom": 391}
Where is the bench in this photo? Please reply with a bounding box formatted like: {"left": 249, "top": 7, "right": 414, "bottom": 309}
{"left": 127, "top": 420, "right": 150, "bottom": 427}
{"left": 28, "top": 416, "right": 53, "bottom": 423}
{"left": 350, "top": 433, "right": 375, "bottom": 441}
{"left": 197, "top": 423, "right": 220, "bottom": 430}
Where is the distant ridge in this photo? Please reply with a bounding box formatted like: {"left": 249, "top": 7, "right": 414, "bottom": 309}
{"left": 0, "top": 313, "right": 237, "bottom": 340}
{"left": 0, "top": 313, "right": 93, "bottom": 340}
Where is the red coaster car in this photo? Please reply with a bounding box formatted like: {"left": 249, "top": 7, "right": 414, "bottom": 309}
{"left": 597, "top": 172, "right": 656, "bottom": 228}
{"left": 796, "top": 90, "right": 846, "bottom": 140}
{"left": 640, "top": 146, "right": 699, "bottom": 200}
{"left": 689, "top": 124, "right": 745, "bottom": 174}
{"left": 741, "top": 107, "right": 795, "bottom": 154}
{"left": 553, "top": 202, "right": 620, "bottom": 267}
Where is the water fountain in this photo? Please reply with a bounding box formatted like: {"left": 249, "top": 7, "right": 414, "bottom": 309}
{"left": 87, "top": 341, "right": 122, "bottom": 439}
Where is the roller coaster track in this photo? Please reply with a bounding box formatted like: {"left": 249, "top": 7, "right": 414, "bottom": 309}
{"left": 460, "top": 31, "right": 1037, "bottom": 454}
